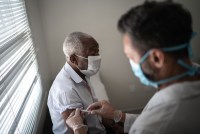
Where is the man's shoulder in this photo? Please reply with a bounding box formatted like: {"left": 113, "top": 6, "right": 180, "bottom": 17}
{"left": 48, "top": 68, "right": 81, "bottom": 107}
{"left": 50, "top": 67, "right": 75, "bottom": 94}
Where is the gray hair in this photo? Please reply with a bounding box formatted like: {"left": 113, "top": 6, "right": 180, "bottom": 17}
{"left": 63, "top": 32, "right": 92, "bottom": 58}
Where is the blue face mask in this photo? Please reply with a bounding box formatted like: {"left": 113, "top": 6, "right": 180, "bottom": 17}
{"left": 129, "top": 33, "right": 200, "bottom": 88}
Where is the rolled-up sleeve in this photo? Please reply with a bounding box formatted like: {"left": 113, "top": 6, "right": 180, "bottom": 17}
{"left": 124, "top": 113, "right": 139, "bottom": 133}
{"left": 54, "top": 88, "right": 83, "bottom": 114}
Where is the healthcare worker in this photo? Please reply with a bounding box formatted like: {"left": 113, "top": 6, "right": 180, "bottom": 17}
{"left": 65, "top": 0, "right": 200, "bottom": 134}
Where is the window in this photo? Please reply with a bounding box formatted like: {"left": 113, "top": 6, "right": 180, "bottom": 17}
{"left": 0, "top": 0, "right": 43, "bottom": 133}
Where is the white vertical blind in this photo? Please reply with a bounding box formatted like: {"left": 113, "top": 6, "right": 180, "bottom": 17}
{"left": 0, "top": 0, "right": 43, "bottom": 133}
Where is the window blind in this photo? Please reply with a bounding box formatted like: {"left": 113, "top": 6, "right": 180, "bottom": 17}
{"left": 0, "top": 0, "right": 43, "bottom": 133}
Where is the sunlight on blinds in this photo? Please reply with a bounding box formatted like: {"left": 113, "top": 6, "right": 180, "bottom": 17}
{"left": 0, "top": 0, "right": 43, "bottom": 133}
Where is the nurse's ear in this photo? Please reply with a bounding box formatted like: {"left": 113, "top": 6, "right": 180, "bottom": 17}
{"left": 149, "top": 49, "right": 165, "bottom": 69}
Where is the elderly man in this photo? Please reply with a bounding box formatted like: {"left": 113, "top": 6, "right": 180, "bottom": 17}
{"left": 47, "top": 32, "right": 106, "bottom": 133}
{"left": 66, "top": 1, "right": 200, "bottom": 134}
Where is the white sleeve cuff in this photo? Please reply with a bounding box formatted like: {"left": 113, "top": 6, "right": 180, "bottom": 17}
{"left": 60, "top": 103, "right": 83, "bottom": 114}
{"left": 124, "top": 113, "right": 139, "bottom": 133}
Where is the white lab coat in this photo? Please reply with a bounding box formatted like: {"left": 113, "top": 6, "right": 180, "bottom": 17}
{"left": 124, "top": 80, "right": 200, "bottom": 134}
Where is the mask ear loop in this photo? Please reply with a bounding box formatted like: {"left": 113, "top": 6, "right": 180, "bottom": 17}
{"left": 73, "top": 55, "right": 88, "bottom": 72}
{"left": 133, "top": 32, "right": 198, "bottom": 86}
{"left": 138, "top": 50, "right": 158, "bottom": 85}
{"left": 183, "top": 32, "right": 200, "bottom": 75}
{"left": 138, "top": 50, "right": 152, "bottom": 79}
{"left": 76, "top": 55, "right": 88, "bottom": 60}
{"left": 136, "top": 49, "right": 189, "bottom": 87}
{"left": 177, "top": 60, "right": 200, "bottom": 76}
{"left": 136, "top": 31, "right": 197, "bottom": 64}
{"left": 188, "top": 32, "right": 197, "bottom": 58}
{"left": 164, "top": 32, "right": 199, "bottom": 76}
{"left": 139, "top": 51, "right": 152, "bottom": 64}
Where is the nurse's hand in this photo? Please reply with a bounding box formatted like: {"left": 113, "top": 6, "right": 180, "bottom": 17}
{"left": 86, "top": 100, "right": 116, "bottom": 120}
{"left": 66, "top": 108, "right": 87, "bottom": 134}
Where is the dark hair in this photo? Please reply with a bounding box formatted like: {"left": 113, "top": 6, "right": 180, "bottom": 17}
{"left": 118, "top": 0, "right": 193, "bottom": 58}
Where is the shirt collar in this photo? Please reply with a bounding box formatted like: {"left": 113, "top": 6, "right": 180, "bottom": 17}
{"left": 64, "top": 62, "right": 83, "bottom": 83}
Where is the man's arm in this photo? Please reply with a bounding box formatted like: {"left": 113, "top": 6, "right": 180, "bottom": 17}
{"left": 87, "top": 100, "right": 139, "bottom": 133}
{"left": 62, "top": 109, "right": 75, "bottom": 121}
{"left": 66, "top": 109, "right": 88, "bottom": 134}
{"left": 62, "top": 109, "right": 76, "bottom": 133}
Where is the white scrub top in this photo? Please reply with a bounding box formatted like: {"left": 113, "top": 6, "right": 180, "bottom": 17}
{"left": 47, "top": 62, "right": 106, "bottom": 134}
{"left": 125, "top": 80, "right": 200, "bottom": 134}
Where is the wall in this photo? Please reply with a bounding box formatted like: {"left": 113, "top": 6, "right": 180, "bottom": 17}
{"left": 38, "top": 0, "right": 154, "bottom": 111}
{"left": 37, "top": 0, "right": 200, "bottom": 111}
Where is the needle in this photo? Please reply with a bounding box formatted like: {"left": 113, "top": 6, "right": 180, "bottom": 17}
{"left": 81, "top": 110, "right": 90, "bottom": 113}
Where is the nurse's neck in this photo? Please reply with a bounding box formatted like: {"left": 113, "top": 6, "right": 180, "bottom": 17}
{"left": 158, "top": 59, "right": 200, "bottom": 90}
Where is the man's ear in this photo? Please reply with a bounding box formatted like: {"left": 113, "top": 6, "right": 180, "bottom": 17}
{"left": 149, "top": 49, "right": 165, "bottom": 69}
{"left": 69, "top": 54, "right": 78, "bottom": 66}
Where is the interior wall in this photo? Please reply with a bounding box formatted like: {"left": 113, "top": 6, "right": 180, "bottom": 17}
{"left": 37, "top": 0, "right": 200, "bottom": 110}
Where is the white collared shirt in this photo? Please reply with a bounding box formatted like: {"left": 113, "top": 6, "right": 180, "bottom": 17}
{"left": 47, "top": 62, "right": 106, "bottom": 134}
{"left": 124, "top": 80, "right": 200, "bottom": 134}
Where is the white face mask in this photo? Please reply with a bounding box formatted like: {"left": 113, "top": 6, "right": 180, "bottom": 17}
{"left": 76, "top": 55, "right": 101, "bottom": 77}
